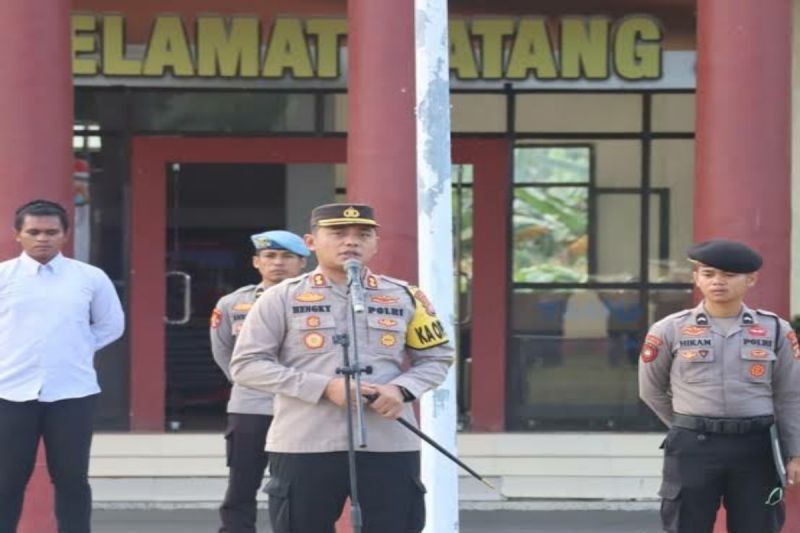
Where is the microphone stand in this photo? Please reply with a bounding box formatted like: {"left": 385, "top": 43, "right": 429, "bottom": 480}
{"left": 333, "top": 273, "right": 372, "bottom": 533}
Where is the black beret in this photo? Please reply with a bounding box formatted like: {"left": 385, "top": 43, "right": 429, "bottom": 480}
{"left": 310, "top": 203, "right": 379, "bottom": 228}
{"left": 687, "top": 239, "right": 763, "bottom": 273}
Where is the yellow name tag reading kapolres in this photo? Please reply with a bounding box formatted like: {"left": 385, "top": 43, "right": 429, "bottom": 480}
{"left": 406, "top": 287, "right": 449, "bottom": 350}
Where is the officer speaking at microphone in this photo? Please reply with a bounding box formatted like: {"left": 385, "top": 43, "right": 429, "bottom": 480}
{"left": 230, "top": 203, "right": 454, "bottom": 533}
{"left": 210, "top": 230, "right": 309, "bottom": 533}
{"left": 639, "top": 239, "right": 800, "bottom": 533}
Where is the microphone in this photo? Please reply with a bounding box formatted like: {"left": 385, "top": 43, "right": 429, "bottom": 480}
{"left": 344, "top": 258, "right": 366, "bottom": 313}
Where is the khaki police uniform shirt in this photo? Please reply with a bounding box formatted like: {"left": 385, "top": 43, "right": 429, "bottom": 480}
{"left": 230, "top": 268, "right": 455, "bottom": 453}
{"left": 210, "top": 284, "right": 274, "bottom": 415}
{"left": 639, "top": 302, "right": 800, "bottom": 456}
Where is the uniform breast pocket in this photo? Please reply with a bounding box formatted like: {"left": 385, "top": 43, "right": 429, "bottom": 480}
{"left": 740, "top": 347, "right": 776, "bottom": 384}
{"left": 677, "top": 348, "right": 717, "bottom": 383}
{"left": 290, "top": 314, "right": 337, "bottom": 355}
{"left": 366, "top": 315, "right": 405, "bottom": 355}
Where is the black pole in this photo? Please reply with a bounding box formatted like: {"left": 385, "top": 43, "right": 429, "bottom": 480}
{"left": 333, "top": 276, "right": 373, "bottom": 533}
{"left": 334, "top": 333, "right": 363, "bottom": 533}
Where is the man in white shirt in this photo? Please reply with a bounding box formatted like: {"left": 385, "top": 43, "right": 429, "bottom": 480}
{"left": 0, "top": 199, "right": 125, "bottom": 533}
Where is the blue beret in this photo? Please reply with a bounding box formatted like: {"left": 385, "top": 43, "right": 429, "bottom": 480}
{"left": 250, "top": 230, "right": 309, "bottom": 257}
{"left": 687, "top": 239, "right": 762, "bottom": 273}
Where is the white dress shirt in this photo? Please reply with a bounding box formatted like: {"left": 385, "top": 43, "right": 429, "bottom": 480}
{"left": 0, "top": 252, "right": 125, "bottom": 402}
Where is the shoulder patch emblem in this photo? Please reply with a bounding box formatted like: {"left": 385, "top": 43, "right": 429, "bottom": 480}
{"left": 371, "top": 295, "right": 399, "bottom": 305}
{"left": 681, "top": 326, "right": 708, "bottom": 337}
{"left": 787, "top": 331, "right": 800, "bottom": 360}
{"left": 210, "top": 308, "right": 223, "bottom": 329}
{"left": 233, "top": 303, "right": 252, "bottom": 312}
{"left": 640, "top": 342, "right": 659, "bottom": 363}
{"left": 304, "top": 332, "right": 325, "bottom": 349}
{"left": 749, "top": 363, "right": 767, "bottom": 378}
{"left": 748, "top": 325, "right": 768, "bottom": 337}
{"left": 296, "top": 292, "right": 325, "bottom": 303}
{"left": 412, "top": 287, "right": 436, "bottom": 316}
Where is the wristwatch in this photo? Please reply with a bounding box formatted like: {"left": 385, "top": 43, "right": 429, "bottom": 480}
{"left": 398, "top": 386, "right": 416, "bottom": 403}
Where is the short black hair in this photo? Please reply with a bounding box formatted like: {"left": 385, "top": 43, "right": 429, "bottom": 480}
{"left": 14, "top": 199, "right": 70, "bottom": 232}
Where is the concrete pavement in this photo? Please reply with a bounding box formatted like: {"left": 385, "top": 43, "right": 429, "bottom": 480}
{"left": 92, "top": 509, "right": 662, "bottom": 532}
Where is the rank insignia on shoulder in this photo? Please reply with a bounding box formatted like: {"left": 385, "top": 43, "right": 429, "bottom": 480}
{"left": 312, "top": 274, "right": 327, "bottom": 287}
{"left": 296, "top": 292, "right": 325, "bottom": 303}
{"left": 210, "top": 308, "right": 223, "bottom": 329}
{"left": 367, "top": 276, "right": 378, "bottom": 289}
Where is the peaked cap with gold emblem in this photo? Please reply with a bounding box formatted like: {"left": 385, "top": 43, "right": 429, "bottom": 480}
{"left": 310, "top": 203, "right": 379, "bottom": 228}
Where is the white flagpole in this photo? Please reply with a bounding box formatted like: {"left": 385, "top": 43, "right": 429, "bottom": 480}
{"left": 415, "top": 0, "right": 459, "bottom": 531}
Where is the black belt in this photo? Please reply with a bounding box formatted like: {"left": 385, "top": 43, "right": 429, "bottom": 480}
{"left": 672, "top": 414, "right": 774, "bottom": 435}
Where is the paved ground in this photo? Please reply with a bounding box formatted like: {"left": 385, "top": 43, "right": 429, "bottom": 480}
{"left": 92, "top": 509, "right": 662, "bottom": 532}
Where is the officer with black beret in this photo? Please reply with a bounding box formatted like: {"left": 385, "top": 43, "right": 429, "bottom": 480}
{"left": 639, "top": 239, "right": 800, "bottom": 532}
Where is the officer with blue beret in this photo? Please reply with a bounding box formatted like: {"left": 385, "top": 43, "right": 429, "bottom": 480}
{"left": 640, "top": 239, "right": 800, "bottom": 532}
{"left": 210, "top": 229, "right": 309, "bottom": 533}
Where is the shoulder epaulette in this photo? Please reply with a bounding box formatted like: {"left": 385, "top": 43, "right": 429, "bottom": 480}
{"left": 756, "top": 309, "right": 779, "bottom": 318}
{"left": 282, "top": 272, "right": 310, "bottom": 288}
{"left": 232, "top": 284, "right": 257, "bottom": 295}
{"left": 378, "top": 274, "right": 410, "bottom": 289}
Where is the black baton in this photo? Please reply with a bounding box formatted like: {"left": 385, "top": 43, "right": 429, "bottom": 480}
{"left": 365, "top": 393, "right": 496, "bottom": 490}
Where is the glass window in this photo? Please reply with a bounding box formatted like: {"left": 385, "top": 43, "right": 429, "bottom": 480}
{"left": 652, "top": 93, "right": 695, "bottom": 132}
{"left": 451, "top": 93, "right": 506, "bottom": 132}
{"left": 452, "top": 165, "right": 474, "bottom": 423}
{"left": 595, "top": 194, "right": 641, "bottom": 281}
{"left": 131, "top": 91, "right": 316, "bottom": 132}
{"left": 506, "top": 93, "right": 695, "bottom": 432}
{"left": 649, "top": 289, "right": 693, "bottom": 324}
{"left": 508, "top": 288, "right": 652, "bottom": 430}
{"left": 515, "top": 93, "right": 642, "bottom": 133}
{"left": 73, "top": 133, "right": 130, "bottom": 429}
{"left": 650, "top": 139, "right": 694, "bottom": 282}
{"left": 520, "top": 139, "right": 641, "bottom": 187}
{"left": 513, "top": 146, "right": 590, "bottom": 283}
{"left": 323, "top": 93, "right": 348, "bottom": 132}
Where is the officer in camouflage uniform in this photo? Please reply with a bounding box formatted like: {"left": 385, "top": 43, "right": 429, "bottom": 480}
{"left": 210, "top": 230, "right": 309, "bottom": 533}
{"left": 230, "top": 203, "right": 454, "bottom": 533}
{"left": 639, "top": 239, "right": 800, "bottom": 533}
